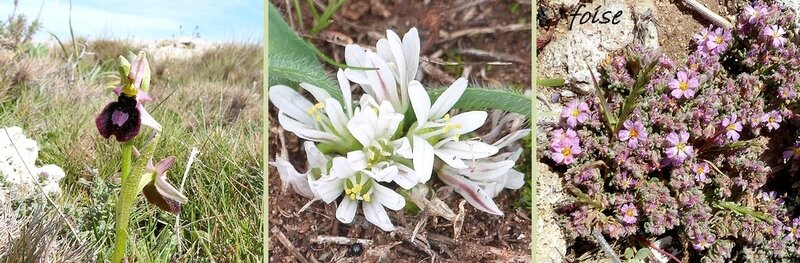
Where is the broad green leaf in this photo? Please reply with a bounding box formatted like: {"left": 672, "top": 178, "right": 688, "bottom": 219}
{"left": 268, "top": 3, "right": 341, "bottom": 102}
{"left": 428, "top": 87, "right": 531, "bottom": 118}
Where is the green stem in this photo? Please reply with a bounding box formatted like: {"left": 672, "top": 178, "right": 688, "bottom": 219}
{"left": 111, "top": 134, "right": 160, "bottom": 263}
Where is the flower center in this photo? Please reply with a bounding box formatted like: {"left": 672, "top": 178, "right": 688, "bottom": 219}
{"left": 344, "top": 175, "right": 373, "bottom": 202}
{"left": 570, "top": 109, "right": 580, "bottom": 117}
{"left": 715, "top": 36, "right": 723, "bottom": 44}
{"left": 306, "top": 102, "right": 325, "bottom": 122}
{"left": 679, "top": 82, "right": 688, "bottom": 91}
{"left": 111, "top": 110, "right": 129, "bottom": 127}
{"left": 561, "top": 147, "right": 571, "bottom": 156}
{"left": 365, "top": 140, "right": 392, "bottom": 167}
{"left": 441, "top": 114, "right": 463, "bottom": 140}
{"left": 677, "top": 142, "right": 686, "bottom": 151}
{"left": 769, "top": 117, "right": 776, "bottom": 123}
{"left": 726, "top": 124, "right": 736, "bottom": 131}
{"left": 629, "top": 129, "right": 638, "bottom": 138}
{"left": 626, "top": 209, "right": 634, "bottom": 217}
{"left": 793, "top": 147, "right": 800, "bottom": 157}
{"left": 697, "top": 167, "right": 705, "bottom": 174}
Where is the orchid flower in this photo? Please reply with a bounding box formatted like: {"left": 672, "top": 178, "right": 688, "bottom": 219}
{"left": 269, "top": 69, "right": 357, "bottom": 148}
{"left": 311, "top": 157, "right": 405, "bottom": 231}
{"left": 407, "top": 78, "right": 497, "bottom": 183}
{"left": 96, "top": 52, "right": 161, "bottom": 142}
{"left": 344, "top": 28, "right": 420, "bottom": 113}
{"left": 140, "top": 156, "right": 188, "bottom": 215}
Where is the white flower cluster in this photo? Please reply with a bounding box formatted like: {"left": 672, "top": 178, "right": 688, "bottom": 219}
{"left": 270, "top": 28, "right": 529, "bottom": 231}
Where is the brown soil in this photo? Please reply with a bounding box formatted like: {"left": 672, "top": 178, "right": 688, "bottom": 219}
{"left": 268, "top": 0, "right": 532, "bottom": 262}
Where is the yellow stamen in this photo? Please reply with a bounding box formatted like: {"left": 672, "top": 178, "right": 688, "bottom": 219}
{"left": 769, "top": 117, "right": 776, "bottom": 123}
{"left": 629, "top": 129, "right": 638, "bottom": 138}
{"left": 726, "top": 124, "right": 736, "bottom": 131}
{"left": 570, "top": 109, "right": 580, "bottom": 117}
{"left": 443, "top": 114, "right": 450, "bottom": 121}
{"left": 626, "top": 209, "right": 634, "bottom": 216}
{"left": 715, "top": 36, "right": 723, "bottom": 44}
{"left": 349, "top": 193, "right": 356, "bottom": 200}
{"left": 363, "top": 193, "right": 371, "bottom": 202}
{"left": 679, "top": 82, "right": 688, "bottom": 91}
{"left": 562, "top": 147, "right": 571, "bottom": 156}
{"left": 677, "top": 143, "right": 686, "bottom": 151}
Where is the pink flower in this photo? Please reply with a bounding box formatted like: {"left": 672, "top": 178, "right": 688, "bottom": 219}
{"left": 705, "top": 28, "right": 731, "bottom": 55}
{"left": 668, "top": 71, "right": 699, "bottom": 99}
{"left": 761, "top": 111, "right": 782, "bottom": 131}
{"left": 721, "top": 113, "right": 743, "bottom": 141}
{"left": 550, "top": 128, "right": 580, "bottom": 148}
{"left": 783, "top": 143, "right": 800, "bottom": 160}
{"left": 763, "top": 25, "right": 787, "bottom": 48}
{"left": 666, "top": 131, "right": 694, "bottom": 164}
{"left": 744, "top": 5, "right": 768, "bottom": 24}
{"left": 693, "top": 162, "right": 710, "bottom": 183}
{"left": 618, "top": 120, "right": 648, "bottom": 148}
{"left": 561, "top": 100, "right": 590, "bottom": 128}
{"left": 618, "top": 173, "right": 636, "bottom": 190}
{"left": 620, "top": 203, "right": 638, "bottom": 224}
{"left": 551, "top": 143, "right": 582, "bottom": 165}
{"left": 692, "top": 233, "right": 716, "bottom": 250}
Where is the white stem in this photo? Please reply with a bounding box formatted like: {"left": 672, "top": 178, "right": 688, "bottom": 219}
{"left": 683, "top": 0, "right": 733, "bottom": 29}
{"left": 174, "top": 147, "right": 199, "bottom": 254}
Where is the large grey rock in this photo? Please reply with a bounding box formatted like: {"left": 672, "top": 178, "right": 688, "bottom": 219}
{"left": 539, "top": 0, "right": 658, "bottom": 94}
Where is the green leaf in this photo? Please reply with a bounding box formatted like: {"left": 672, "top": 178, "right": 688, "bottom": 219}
{"left": 536, "top": 77, "right": 565, "bottom": 87}
{"left": 427, "top": 87, "right": 531, "bottom": 117}
{"left": 623, "top": 247, "right": 635, "bottom": 259}
{"left": 268, "top": 3, "right": 341, "bottom": 102}
{"left": 633, "top": 248, "right": 650, "bottom": 260}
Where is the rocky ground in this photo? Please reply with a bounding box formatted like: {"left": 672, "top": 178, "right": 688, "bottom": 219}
{"left": 536, "top": 0, "right": 749, "bottom": 261}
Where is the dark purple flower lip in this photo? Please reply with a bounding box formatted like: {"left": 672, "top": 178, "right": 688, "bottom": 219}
{"left": 96, "top": 95, "right": 141, "bottom": 142}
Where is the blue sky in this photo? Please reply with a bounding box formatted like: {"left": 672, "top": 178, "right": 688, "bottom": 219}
{"left": 0, "top": 0, "right": 262, "bottom": 43}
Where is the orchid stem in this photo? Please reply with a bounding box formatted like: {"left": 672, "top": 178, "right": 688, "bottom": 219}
{"left": 111, "top": 134, "right": 160, "bottom": 263}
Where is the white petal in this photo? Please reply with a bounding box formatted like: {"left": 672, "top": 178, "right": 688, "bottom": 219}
{"left": 330, "top": 157, "right": 356, "bottom": 179}
{"left": 269, "top": 85, "right": 314, "bottom": 125}
{"left": 429, "top": 78, "right": 467, "bottom": 119}
{"left": 364, "top": 52, "right": 399, "bottom": 106}
{"left": 303, "top": 141, "right": 327, "bottom": 170}
{"left": 434, "top": 148, "right": 468, "bottom": 169}
{"left": 370, "top": 165, "right": 398, "bottom": 182}
{"left": 346, "top": 151, "right": 368, "bottom": 171}
{"left": 504, "top": 169, "right": 525, "bottom": 190}
{"left": 438, "top": 141, "right": 499, "bottom": 160}
{"left": 438, "top": 167, "right": 503, "bottom": 215}
{"left": 460, "top": 160, "right": 515, "bottom": 181}
{"left": 408, "top": 81, "right": 430, "bottom": 125}
{"left": 376, "top": 39, "right": 393, "bottom": 63}
{"left": 376, "top": 101, "right": 403, "bottom": 138}
{"left": 336, "top": 69, "right": 353, "bottom": 116}
{"left": 272, "top": 159, "right": 315, "bottom": 198}
{"left": 344, "top": 44, "right": 367, "bottom": 68}
{"left": 393, "top": 138, "right": 413, "bottom": 159}
{"left": 347, "top": 105, "right": 378, "bottom": 146}
{"left": 448, "top": 111, "right": 488, "bottom": 135}
{"left": 298, "top": 83, "right": 331, "bottom": 103}
{"left": 386, "top": 29, "right": 407, "bottom": 86}
{"left": 278, "top": 112, "right": 338, "bottom": 143}
{"left": 336, "top": 198, "right": 358, "bottom": 223}
{"left": 393, "top": 164, "right": 419, "bottom": 189}
{"left": 363, "top": 200, "right": 395, "bottom": 231}
{"left": 138, "top": 104, "right": 162, "bottom": 132}
{"left": 310, "top": 174, "right": 344, "bottom": 203}
{"left": 403, "top": 28, "right": 420, "bottom": 83}
{"left": 373, "top": 183, "right": 405, "bottom": 211}
{"left": 492, "top": 129, "right": 531, "bottom": 148}
{"left": 413, "top": 136, "right": 435, "bottom": 183}
{"left": 325, "top": 98, "right": 349, "bottom": 136}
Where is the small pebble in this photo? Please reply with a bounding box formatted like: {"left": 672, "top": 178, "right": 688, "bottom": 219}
{"left": 550, "top": 93, "right": 561, "bottom": 103}
{"left": 560, "top": 90, "right": 576, "bottom": 97}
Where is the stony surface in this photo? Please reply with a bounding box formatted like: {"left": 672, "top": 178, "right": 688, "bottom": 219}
{"left": 538, "top": 0, "right": 659, "bottom": 94}
{"left": 536, "top": 161, "right": 568, "bottom": 263}
{"left": 0, "top": 126, "right": 65, "bottom": 203}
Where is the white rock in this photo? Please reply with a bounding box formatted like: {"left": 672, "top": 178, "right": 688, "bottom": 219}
{"left": 539, "top": 1, "right": 658, "bottom": 93}
{"left": 0, "top": 126, "right": 65, "bottom": 199}
{"left": 536, "top": 162, "right": 568, "bottom": 263}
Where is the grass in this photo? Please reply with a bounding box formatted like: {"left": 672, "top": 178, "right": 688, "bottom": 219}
{"left": 0, "top": 16, "right": 263, "bottom": 261}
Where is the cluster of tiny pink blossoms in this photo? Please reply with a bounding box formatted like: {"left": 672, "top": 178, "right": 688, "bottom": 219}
{"left": 544, "top": 2, "right": 800, "bottom": 261}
